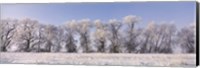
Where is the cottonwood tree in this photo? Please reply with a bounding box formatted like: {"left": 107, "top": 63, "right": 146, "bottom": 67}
{"left": 0, "top": 17, "right": 195, "bottom": 54}
{"left": 23, "top": 23, "right": 44, "bottom": 52}
{"left": 34, "top": 24, "right": 46, "bottom": 52}
{"left": 93, "top": 20, "right": 109, "bottom": 52}
{"left": 76, "top": 19, "right": 92, "bottom": 53}
{"left": 155, "top": 23, "right": 176, "bottom": 53}
{"left": 43, "top": 24, "right": 59, "bottom": 52}
{"left": 51, "top": 26, "right": 61, "bottom": 52}
{"left": 55, "top": 26, "right": 66, "bottom": 52}
{"left": 123, "top": 15, "right": 140, "bottom": 53}
{"left": 107, "top": 19, "right": 123, "bottom": 53}
{"left": 13, "top": 18, "right": 39, "bottom": 52}
{"left": 64, "top": 20, "right": 77, "bottom": 52}
{"left": 177, "top": 24, "right": 195, "bottom": 53}
{"left": 139, "top": 21, "right": 156, "bottom": 53}
{"left": 140, "top": 22, "right": 177, "bottom": 53}
{"left": 0, "top": 19, "right": 17, "bottom": 51}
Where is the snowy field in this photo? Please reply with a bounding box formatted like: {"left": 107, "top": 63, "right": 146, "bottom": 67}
{"left": 0, "top": 53, "right": 196, "bottom": 67}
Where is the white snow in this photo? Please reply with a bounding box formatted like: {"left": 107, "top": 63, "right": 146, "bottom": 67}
{"left": 0, "top": 53, "right": 196, "bottom": 67}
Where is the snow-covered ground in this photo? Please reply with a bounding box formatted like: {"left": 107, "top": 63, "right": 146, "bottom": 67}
{"left": 0, "top": 53, "right": 196, "bottom": 67}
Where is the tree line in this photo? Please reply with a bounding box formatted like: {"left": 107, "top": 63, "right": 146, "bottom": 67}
{"left": 0, "top": 15, "right": 196, "bottom": 53}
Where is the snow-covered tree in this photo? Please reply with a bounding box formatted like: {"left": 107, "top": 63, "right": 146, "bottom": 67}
{"left": 43, "top": 24, "right": 60, "bottom": 52}
{"left": 0, "top": 19, "right": 17, "bottom": 51}
{"left": 64, "top": 20, "right": 77, "bottom": 52}
{"left": 107, "top": 19, "right": 123, "bottom": 53}
{"left": 93, "top": 20, "right": 109, "bottom": 52}
{"left": 123, "top": 15, "right": 141, "bottom": 53}
{"left": 76, "top": 19, "right": 92, "bottom": 53}
{"left": 12, "top": 18, "right": 39, "bottom": 52}
{"left": 139, "top": 21, "right": 177, "bottom": 53}
{"left": 139, "top": 21, "right": 156, "bottom": 53}
{"left": 0, "top": 16, "right": 195, "bottom": 54}
{"left": 155, "top": 23, "right": 176, "bottom": 53}
{"left": 177, "top": 24, "right": 195, "bottom": 53}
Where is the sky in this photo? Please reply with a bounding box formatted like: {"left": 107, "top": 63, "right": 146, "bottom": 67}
{"left": 0, "top": 2, "right": 196, "bottom": 29}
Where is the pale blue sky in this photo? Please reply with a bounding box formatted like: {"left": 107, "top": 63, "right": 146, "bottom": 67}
{"left": 0, "top": 2, "right": 196, "bottom": 29}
